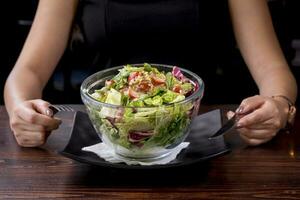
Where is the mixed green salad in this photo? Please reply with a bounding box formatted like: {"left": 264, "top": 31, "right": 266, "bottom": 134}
{"left": 88, "top": 63, "right": 199, "bottom": 150}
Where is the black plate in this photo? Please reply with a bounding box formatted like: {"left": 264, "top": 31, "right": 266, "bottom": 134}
{"left": 60, "top": 110, "right": 229, "bottom": 169}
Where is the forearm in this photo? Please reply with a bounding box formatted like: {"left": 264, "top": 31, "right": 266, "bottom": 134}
{"left": 4, "top": 68, "right": 44, "bottom": 117}
{"left": 4, "top": 0, "right": 78, "bottom": 116}
{"left": 257, "top": 66, "right": 297, "bottom": 103}
{"left": 229, "top": 0, "right": 297, "bottom": 103}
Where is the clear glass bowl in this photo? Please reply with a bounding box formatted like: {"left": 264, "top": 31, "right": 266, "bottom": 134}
{"left": 80, "top": 64, "right": 204, "bottom": 161}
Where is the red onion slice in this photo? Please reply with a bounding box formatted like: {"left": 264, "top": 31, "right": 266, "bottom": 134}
{"left": 128, "top": 131, "right": 154, "bottom": 143}
{"left": 172, "top": 66, "right": 199, "bottom": 92}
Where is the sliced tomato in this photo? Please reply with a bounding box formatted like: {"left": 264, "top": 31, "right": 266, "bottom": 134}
{"left": 138, "top": 80, "right": 151, "bottom": 92}
{"left": 151, "top": 76, "right": 165, "bottom": 85}
{"left": 128, "top": 71, "right": 140, "bottom": 82}
{"left": 128, "top": 88, "right": 139, "bottom": 99}
{"left": 172, "top": 84, "right": 182, "bottom": 93}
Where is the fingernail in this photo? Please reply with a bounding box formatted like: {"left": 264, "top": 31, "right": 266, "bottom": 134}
{"left": 227, "top": 111, "right": 234, "bottom": 119}
{"left": 236, "top": 122, "right": 243, "bottom": 129}
{"left": 46, "top": 109, "right": 53, "bottom": 117}
{"left": 236, "top": 106, "right": 244, "bottom": 114}
{"left": 226, "top": 111, "right": 231, "bottom": 118}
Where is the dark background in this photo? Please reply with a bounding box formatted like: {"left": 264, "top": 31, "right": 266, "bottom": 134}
{"left": 1, "top": 0, "right": 299, "bottom": 105}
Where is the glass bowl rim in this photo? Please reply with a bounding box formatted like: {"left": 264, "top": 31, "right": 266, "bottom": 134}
{"left": 80, "top": 63, "right": 204, "bottom": 109}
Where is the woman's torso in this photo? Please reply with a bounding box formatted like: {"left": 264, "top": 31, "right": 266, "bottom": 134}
{"left": 77, "top": 0, "right": 232, "bottom": 72}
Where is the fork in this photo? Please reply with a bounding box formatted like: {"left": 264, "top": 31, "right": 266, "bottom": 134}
{"left": 49, "top": 105, "right": 75, "bottom": 115}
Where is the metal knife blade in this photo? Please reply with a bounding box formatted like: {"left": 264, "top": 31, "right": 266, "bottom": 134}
{"left": 209, "top": 113, "right": 238, "bottom": 139}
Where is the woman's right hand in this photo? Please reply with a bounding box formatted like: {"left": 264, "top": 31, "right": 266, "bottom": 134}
{"left": 9, "top": 99, "right": 62, "bottom": 147}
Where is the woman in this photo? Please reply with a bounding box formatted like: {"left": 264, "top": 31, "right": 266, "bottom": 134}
{"left": 4, "top": 0, "right": 297, "bottom": 147}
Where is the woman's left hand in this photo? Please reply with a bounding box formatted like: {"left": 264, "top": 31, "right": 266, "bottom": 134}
{"left": 227, "top": 95, "right": 289, "bottom": 146}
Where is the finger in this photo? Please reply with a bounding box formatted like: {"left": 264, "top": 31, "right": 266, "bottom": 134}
{"left": 18, "top": 123, "right": 59, "bottom": 132}
{"left": 236, "top": 95, "right": 265, "bottom": 115}
{"left": 238, "top": 127, "right": 276, "bottom": 140}
{"left": 239, "top": 134, "right": 272, "bottom": 146}
{"left": 13, "top": 115, "right": 60, "bottom": 132}
{"left": 237, "top": 118, "right": 278, "bottom": 130}
{"left": 18, "top": 106, "right": 61, "bottom": 129}
{"left": 16, "top": 123, "right": 45, "bottom": 132}
{"left": 237, "top": 108, "right": 272, "bottom": 127}
{"left": 14, "top": 130, "right": 47, "bottom": 147}
{"left": 31, "top": 99, "right": 53, "bottom": 117}
{"left": 226, "top": 111, "right": 235, "bottom": 120}
{"left": 13, "top": 115, "right": 43, "bottom": 130}
{"left": 238, "top": 123, "right": 275, "bottom": 130}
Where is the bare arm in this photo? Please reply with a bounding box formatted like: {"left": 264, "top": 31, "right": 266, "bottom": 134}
{"left": 4, "top": 0, "right": 78, "bottom": 147}
{"left": 228, "top": 0, "right": 297, "bottom": 146}
{"left": 229, "top": 0, "right": 297, "bottom": 102}
{"left": 4, "top": 0, "right": 78, "bottom": 116}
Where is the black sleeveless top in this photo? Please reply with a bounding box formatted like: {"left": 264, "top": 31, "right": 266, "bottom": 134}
{"left": 73, "top": 0, "right": 239, "bottom": 103}
{"left": 76, "top": 0, "right": 232, "bottom": 71}
{"left": 74, "top": 0, "right": 237, "bottom": 104}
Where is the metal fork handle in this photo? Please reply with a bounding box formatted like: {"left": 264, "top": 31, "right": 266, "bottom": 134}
{"left": 48, "top": 105, "right": 74, "bottom": 115}
{"left": 49, "top": 105, "right": 59, "bottom": 115}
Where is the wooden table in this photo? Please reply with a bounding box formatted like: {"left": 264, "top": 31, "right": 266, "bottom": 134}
{"left": 1, "top": 105, "right": 300, "bottom": 199}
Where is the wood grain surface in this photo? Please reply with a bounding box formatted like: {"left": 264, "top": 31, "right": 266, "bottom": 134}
{"left": 1, "top": 105, "right": 300, "bottom": 200}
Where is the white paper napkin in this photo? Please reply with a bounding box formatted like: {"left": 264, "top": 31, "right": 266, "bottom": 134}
{"left": 82, "top": 142, "right": 190, "bottom": 166}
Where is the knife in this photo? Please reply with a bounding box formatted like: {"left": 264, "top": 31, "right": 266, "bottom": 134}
{"left": 208, "top": 113, "right": 239, "bottom": 139}
{"left": 209, "top": 108, "right": 255, "bottom": 139}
